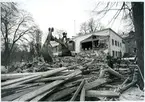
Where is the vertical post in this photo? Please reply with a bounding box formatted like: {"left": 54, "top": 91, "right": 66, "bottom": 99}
{"left": 91, "top": 34, "right": 94, "bottom": 52}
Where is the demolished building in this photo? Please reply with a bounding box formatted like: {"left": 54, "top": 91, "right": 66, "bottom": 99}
{"left": 72, "top": 28, "right": 126, "bottom": 58}
{"left": 50, "top": 28, "right": 126, "bottom": 58}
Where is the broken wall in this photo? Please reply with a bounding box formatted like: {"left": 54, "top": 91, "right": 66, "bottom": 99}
{"left": 73, "top": 29, "right": 109, "bottom": 53}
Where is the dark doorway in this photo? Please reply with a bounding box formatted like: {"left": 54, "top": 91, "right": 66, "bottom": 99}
{"left": 81, "top": 41, "right": 92, "bottom": 50}
{"left": 81, "top": 40, "right": 99, "bottom": 50}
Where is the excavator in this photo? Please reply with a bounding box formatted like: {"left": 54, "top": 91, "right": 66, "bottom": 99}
{"left": 41, "top": 27, "right": 72, "bottom": 63}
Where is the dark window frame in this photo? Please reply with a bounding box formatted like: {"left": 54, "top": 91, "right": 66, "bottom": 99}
{"left": 116, "top": 51, "right": 117, "bottom": 57}
{"left": 112, "top": 50, "right": 115, "bottom": 57}
{"left": 115, "top": 40, "right": 117, "bottom": 46}
{"left": 112, "top": 39, "right": 114, "bottom": 45}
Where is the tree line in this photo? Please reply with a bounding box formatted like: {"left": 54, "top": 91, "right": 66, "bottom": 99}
{"left": 1, "top": 2, "right": 42, "bottom": 66}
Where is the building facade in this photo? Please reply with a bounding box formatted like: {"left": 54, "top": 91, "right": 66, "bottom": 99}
{"left": 123, "top": 31, "right": 136, "bottom": 57}
{"left": 72, "top": 28, "right": 126, "bottom": 58}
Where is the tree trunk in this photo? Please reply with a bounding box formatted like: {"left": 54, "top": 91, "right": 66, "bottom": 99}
{"left": 132, "top": 2, "right": 144, "bottom": 90}
{"left": 3, "top": 21, "right": 10, "bottom": 66}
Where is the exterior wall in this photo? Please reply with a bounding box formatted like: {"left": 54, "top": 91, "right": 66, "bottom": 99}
{"left": 73, "top": 29, "right": 109, "bottom": 53}
{"left": 109, "top": 29, "right": 125, "bottom": 57}
{"left": 122, "top": 42, "right": 126, "bottom": 56}
{"left": 73, "top": 34, "right": 92, "bottom": 53}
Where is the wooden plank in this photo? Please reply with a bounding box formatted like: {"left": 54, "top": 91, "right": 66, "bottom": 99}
{"left": 115, "top": 77, "right": 130, "bottom": 92}
{"left": 46, "top": 87, "right": 77, "bottom": 101}
{"left": 86, "top": 90, "right": 120, "bottom": 97}
{"left": 1, "top": 74, "right": 39, "bottom": 87}
{"left": 99, "top": 67, "right": 125, "bottom": 79}
{"left": 70, "top": 79, "right": 85, "bottom": 101}
{"left": 13, "top": 69, "right": 82, "bottom": 101}
{"left": 1, "top": 84, "right": 25, "bottom": 91}
{"left": 2, "top": 86, "right": 39, "bottom": 101}
{"left": 2, "top": 83, "right": 44, "bottom": 93}
{"left": 130, "top": 65, "right": 144, "bottom": 81}
{"left": 107, "top": 67, "right": 125, "bottom": 79}
{"left": 64, "top": 69, "right": 82, "bottom": 80}
{"left": 35, "top": 76, "right": 69, "bottom": 82}
{"left": 80, "top": 81, "right": 86, "bottom": 101}
{"left": 1, "top": 72, "right": 42, "bottom": 80}
{"left": 85, "top": 78, "right": 110, "bottom": 90}
{"left": 30, "top": 89, "right": 54, "bottom": 101}
{"left": 15, "top": 83, "right": 45, "bottom": 93}
{"left": 2, "top": 67, "right": 67, "bottom": 87}
{"left": 13, "top": 80, "right": 64, "bottom": 101}
{"left": 50, "top": 70, "right": 73, "bottom": 77}
{"left": 36, "top": 75, "right": 82, "bottom": 82}
{"left": 2, "top": 76, "right": 41, "bottom": 91}
{"left": 1, "top": 90, "right": 15, "bottom": 98}
{"left": 118, "top": 69, "right": 138, "bottom": 94}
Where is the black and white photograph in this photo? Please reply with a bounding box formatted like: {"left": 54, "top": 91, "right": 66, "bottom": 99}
{"left": 1, "top": 0, "right": 144, "bottom": 101}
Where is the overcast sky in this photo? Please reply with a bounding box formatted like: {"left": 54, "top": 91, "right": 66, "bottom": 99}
{"left": 13, "top": 0, "right": 131, "bottom": 43}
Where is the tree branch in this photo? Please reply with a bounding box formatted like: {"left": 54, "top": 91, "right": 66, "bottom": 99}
{"left": 1, "top": 27, "right": 5, "bottom": 39}
{"left": 106, "top": 2, "right": 125, "bottom": 27}
{"left": 9, "top": 28, "right": 31, "bottom": 53}
{"left": 12, "top": 18, "right": 25, "bottom": 42}
{"left": 92, "top": 8, "right": 130, "bottom": 13}
{"left": 14, "top": 28, "right": 31, "bottom": 43}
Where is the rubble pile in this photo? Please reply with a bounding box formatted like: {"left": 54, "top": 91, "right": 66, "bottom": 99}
{"left": 1, "top": 51, "right": 144, "bottom": 101}
{"left": 7, "top": 51, "right": 105, "bottom": 73}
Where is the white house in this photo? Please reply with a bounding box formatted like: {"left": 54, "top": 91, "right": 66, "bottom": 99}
{"left": 72, "top": 28, "right": 126, "bottom": 58}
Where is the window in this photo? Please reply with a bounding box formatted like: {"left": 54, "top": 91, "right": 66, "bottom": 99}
{"left": 120, "top": 51, "right": 122, "bottom": 57}
{"left": 120, "top": 43, "right": 122, "bottom": 47}
{"left": 115, "top": 40, "right": 117, "bottom": 46}
{"left": 118, "top": 42, "right": 120, "bottom": 46}
{"left": 112, "top": 39, "right": 114, "bottom": 45}
{"left": 112, "top": 51, "right": 115, "bottom": 57}
{"left": 118, "top": 51, "right": 120, "bottom": 57}
{"left": 116, "top": 51, "right": 117, "bottom": 57}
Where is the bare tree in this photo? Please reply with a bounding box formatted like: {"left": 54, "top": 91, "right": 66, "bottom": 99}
{"left": 1, "top": 2, "right": 37, "bottom": 66}
{"left": 79, "top": 18, "right": 104, "bottom": 35}
{"left": 88, "top": 18, "right": 97, "bottom": 33}
{"left": 80, "top": 22, "right": 88, "bottom": 34}
{"left": 55, "top": 29, "right": 65, "bottom": 39}
{"left": 28, "top": 26, "right": 42, "bottom": 58}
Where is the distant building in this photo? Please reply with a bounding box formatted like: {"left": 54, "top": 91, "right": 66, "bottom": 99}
{"left": 123, "top": 31, "right": 136, "bottom": 57}
{"left": 72, "top": 28, "right": 126, "bottom": 58}
{"left": 50, "top": 41, "right": 60, "bottom": 56}
{"left": 50, "top": 40, "right": 75, "bottom": 56}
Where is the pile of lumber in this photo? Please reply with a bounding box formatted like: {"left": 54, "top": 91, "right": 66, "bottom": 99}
{"left": 1, "top": 51, "right": 143, "bottom": 101}
{"left": 1, "top": 64, "right": 140, "bottom": 101}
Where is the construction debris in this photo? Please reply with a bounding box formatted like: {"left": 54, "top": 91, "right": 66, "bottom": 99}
{"left": 1, "top": 51, "right": 144, "bottom": 101}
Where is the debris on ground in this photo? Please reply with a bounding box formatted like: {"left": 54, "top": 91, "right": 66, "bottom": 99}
{"left": 1, "top": 51, "right": 144, "bottom": 101}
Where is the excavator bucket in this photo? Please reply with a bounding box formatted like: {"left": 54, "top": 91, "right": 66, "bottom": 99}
{"left": 41, "top": 28, "right": 54, "bottom": 63}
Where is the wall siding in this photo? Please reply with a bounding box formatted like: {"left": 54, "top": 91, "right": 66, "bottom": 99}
{"left": 109, "top": 30, "right": 125, "bottom": 57}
